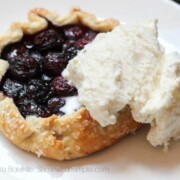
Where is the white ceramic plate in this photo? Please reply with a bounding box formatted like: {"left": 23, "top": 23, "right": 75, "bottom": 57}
{"left": 0, "top": 0, "right": 180, "bottom": 180}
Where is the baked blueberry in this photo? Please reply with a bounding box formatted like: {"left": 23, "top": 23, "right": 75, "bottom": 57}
{"left": 65, "top": 46, "right": 80, "bottom": 61}
{"left": 0, "top": 23, "right": 98, "bottom": 118}
{"left": 5, "top": 47, "right": 41, "bottom": 79}
{"left": 2, "top": 79, "right": 23, "bottom": 98}
{"left": 48, "top": 97, "right": 65, "bottom": 114}
{"left": 33, "top": 29, "right": 63, "bottom": 51}
{"left": 51, "top": 76, "right": 77, "bottom": 96}
{"left": 43, "top": 52, "right": 67, "bottom": 75}
{"left": 63, "top": 25, "right": 85, "bottom": 39}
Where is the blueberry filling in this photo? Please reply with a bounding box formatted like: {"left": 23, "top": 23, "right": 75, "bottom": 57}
{"left": 0, "top": 23, "right": 99, "bottom": 118}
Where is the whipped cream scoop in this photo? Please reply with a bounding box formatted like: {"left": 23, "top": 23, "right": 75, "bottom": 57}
{"left": 63, "top": 21, "right": 180, "bottom": 147}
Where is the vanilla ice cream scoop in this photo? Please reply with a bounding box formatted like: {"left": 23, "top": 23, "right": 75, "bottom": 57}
{"left": 63, "top": 21, "right": 180, "bottom": 147}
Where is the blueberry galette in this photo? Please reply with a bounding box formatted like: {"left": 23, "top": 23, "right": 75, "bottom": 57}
{"left": 0, "top": 8, "right": 140, "bottom": 160}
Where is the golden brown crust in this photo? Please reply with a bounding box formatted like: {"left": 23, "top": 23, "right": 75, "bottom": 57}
{"left": 0, "top": 96, "right": 140, "bottom": 160}
{"left": 0, "top": 60, "right": 9, "bottom": 81}
{"left": 0, "top": 8, "right": 140, "bottom": 160}
{"left": 0, "top": 8, "right": 118, "bottom": 53}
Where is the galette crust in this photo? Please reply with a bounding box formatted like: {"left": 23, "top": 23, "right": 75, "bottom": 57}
{"left": 0, "top": 8, "right": 140, "bottom": 160}
{"left": 0, "top": 60, "right": 9, "bottom": 81}
{"left": 0, "top": 8, "right": 118, "bottom": 53}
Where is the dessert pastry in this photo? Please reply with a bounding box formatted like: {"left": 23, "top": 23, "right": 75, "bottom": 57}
{"left": 0, "top": 8, "right": 140, "bottom": 160}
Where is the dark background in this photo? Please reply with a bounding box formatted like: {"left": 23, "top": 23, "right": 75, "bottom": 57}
{"left": 173, "top": 0, "right": 180, "bottom": 4}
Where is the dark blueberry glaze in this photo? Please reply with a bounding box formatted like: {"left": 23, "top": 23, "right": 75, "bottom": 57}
{"left": 0, "top": 23, "right": 99, "bottom": 118}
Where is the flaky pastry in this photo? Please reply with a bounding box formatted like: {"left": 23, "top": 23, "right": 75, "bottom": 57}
{"left": 0, "top": 8, "right": 140, "bottom": 160}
